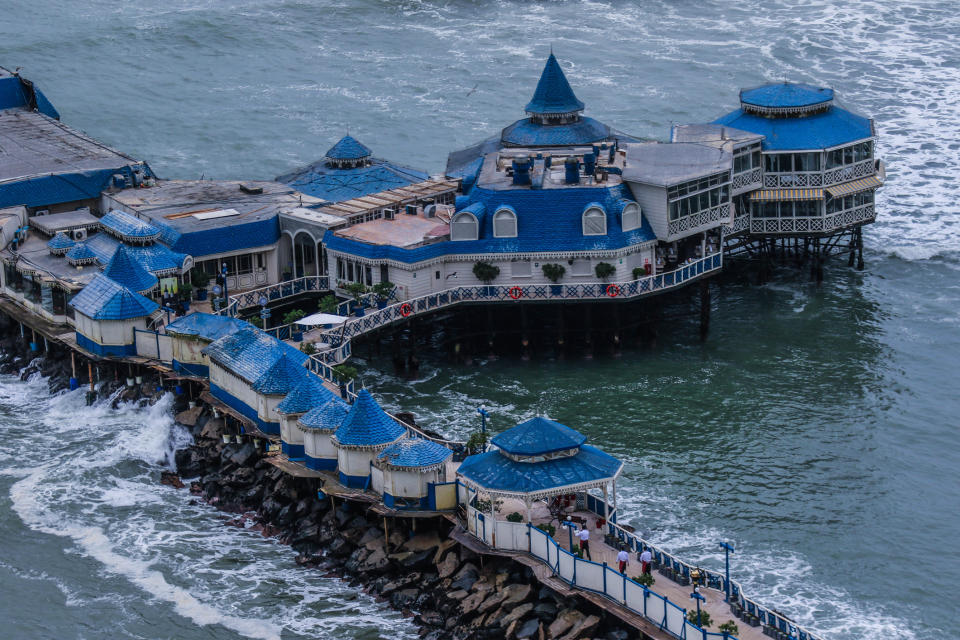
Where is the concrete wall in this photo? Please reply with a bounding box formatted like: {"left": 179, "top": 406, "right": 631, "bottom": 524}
{"left": 301, "top": 428, "right": 336, "bottom": 470}
{"left": 75, "top": 313, "right": 145, "bottom": 347}
{"left": 279, "top": 414, "right": 305, "bottom": 458}
{"left": 383, "top": 467, "right": 439, "bottom": 499}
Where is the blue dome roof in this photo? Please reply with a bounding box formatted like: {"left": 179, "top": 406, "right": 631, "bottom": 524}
{"left": 501, "top": 116, "right": 610, "bottom": 147}
{"left": 69, "top": 274, "right": 159, "bottom": 320}
{"left": 251, "top": 353, "right": 309, "bottom": 395}
{"left": 65, "top": 242, "right": 98, "bottom": 265}
{"left": 99, "top": 210, "right": 161, "bottom": 242}
{"left": 298, "top": 397, "right": 350, "bottom": 432}
{"left": 333, "top": 389, "right": 406, "bottom": 448}
{"left": 377, "top": 438, "right": 452, "bottom": 469}
{"left": 525, "top": 54, "right": 585, "bottom": 115}
{"left": 740, "top": 83, "right": 833, "bottom": 109}
{"left": 325, "top": 135, "right": 372, "bottom": 161}
{"left": 47, "top": 232, "right": 75, "bottom": 254}
{"left": 276, "top": 374, "right": 334, "bottom": 415}
{"left": 492, "top": 417, "right": 587, "bottom": 456}
{"left": 103, "top": 245, "right": 158, "bottom": 294}
{"left": 713, "top": 105, "right": 872, "bottom": 151}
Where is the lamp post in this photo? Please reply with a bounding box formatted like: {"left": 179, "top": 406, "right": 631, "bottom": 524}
{"left": 221, "top": 262, "right": 230, "bottom": 316}
{"left": 477, "top": 405, "right": 489, "bottom": 435}
{"left": 259, "top": 296, "right": 270, "bottom": 329}
{"left": 719, "top": 541, "right": 735, "bottom": 602}
{"left": 211, "top": 284, "right": 222, "bottom": 313}
{"left": 690, "top": 588, "right": 706, "bottom": 637}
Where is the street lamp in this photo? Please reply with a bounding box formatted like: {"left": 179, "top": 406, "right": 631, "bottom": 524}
{"left": 221, "top": 262, "right": 230, "bottom": 316}
{"left": 259, "top": 296, "right": 270, "bottom": 328}
{"left": 690, "top": 588, "right": 706, "bottom": 637}
{"left": 211, "top": 284, "right": 222, "bottom": 312}
{"left": 719, "top": 541, "right": 735, "bottom": 602}
{"left": 477, "top": 405, "right": 489, "bottom": 435}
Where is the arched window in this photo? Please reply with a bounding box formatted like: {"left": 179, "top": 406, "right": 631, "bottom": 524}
{"left": 582, "top": 206, "right": 607, "bottom": 236}
{"left": 451, "top": 212, "right": 478, "bottom": 241}
{"left": 621, "top": 202, "right": 641, "bottom": 232}
{"left": 493, "top": 208, "right": 518, "bottom": 238}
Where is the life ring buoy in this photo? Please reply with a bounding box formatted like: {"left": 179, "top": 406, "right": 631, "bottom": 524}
{"left": 508, "top": 286, "right": 523, "bottom": 300}
{"left": 606, "top": 284, "right": 621, "bottom": 298}
{"left": 399, "top": 303, "right": 413, "bottom": 317}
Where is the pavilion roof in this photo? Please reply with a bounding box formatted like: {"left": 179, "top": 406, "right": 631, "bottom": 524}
{"left": 491, "top": 416, "right": 587, "bottom": 456}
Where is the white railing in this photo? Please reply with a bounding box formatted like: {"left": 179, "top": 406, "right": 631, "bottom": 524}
{"left": 749, "top": 204, "right": 875, "bottom": 235}
{"left": 732, "top": 168, "right": 762, "bottom": 193}
{"left": 464, "top": 503, "right": 741, "bottom": 640}
{"left": 217, "top": 276, "right": 331, "bottom": 316}
{"left": 310, "top": 254, "right": 723, "bottom": 367}
{"left": 762, "top": 160, "right": 874, "bottom": 189}
{"left": 668, "top": 204, "right": 730, "bottom": 237}
{"left": 722, "top": 212, "right": 750, "bottom": 237}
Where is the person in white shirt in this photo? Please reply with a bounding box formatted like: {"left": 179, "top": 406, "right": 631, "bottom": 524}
{"left": 639, "top": 547, "right": 653, "bottom": 575}
{"left": 577, "top": 526, "right": 591, "bottom": 560}
{"left": 617, "top": 546, "right": 630, "bottom": 574}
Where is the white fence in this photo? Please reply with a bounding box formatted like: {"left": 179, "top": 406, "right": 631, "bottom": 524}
{"left": 134, "top": 329, "right": 172, "bottom": 363}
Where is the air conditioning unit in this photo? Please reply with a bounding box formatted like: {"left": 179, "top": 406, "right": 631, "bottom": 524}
{"left": 72, "top": 228, "right": 88, "bottom": 242}
{"left": 34, "top": 209, "right": 49, "bottom": 217}
{"left": 384, "top": 209, "right": 395, "bottom": 220}
{"left": 424, "top": 204, "right": 437, "bottom": 218}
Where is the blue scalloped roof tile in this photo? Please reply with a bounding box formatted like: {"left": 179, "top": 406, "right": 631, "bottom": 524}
{"left": 298, "top": 397, "right": 350, "bottom": 432}
{"left": 712, "top": 105, "right": 872, "bottom": 151}
{"left": 457, "top": 444, "right": 622, "bottom": 495}
{"left": 525, "top": 54, "right": 585, "bottom": 115}
{"left": 501, "top": 116, "right": 610, "bottom": 147}
{"left": 164, "top": 312, "right": 249, "bottom": 342}
{"left": 69, "top": 274, "right": 159, "bottom": 320}
{"left": 85, "top": 232, "right": 187, "bottom": 274}
{"left": 252, "top": 353, "right": 310, "bottom": 395}
{"left": 47, "top": 232, "right": 75, "bottom": 252}
{"left": 492, "top": 417, "right": 587, "bottom": 456}
{"left": 103, "top": 245, "right": 158, "bottom": 293}
{"left": 100, "top": 210, "right": 161, "bottom": 241}
{"left": 740, "top": 83, "right": 833, "bottom": 109}
{"left": 377, "top": 438, "right": 452, "bottom": 469}
{"left": 277, "top": 158, "right": 428, "bottom": 203}
{"left": 65, "top": 242, "right": 98, "bottom": 263}
{"left": 334, "top": 389, "right": 405, "bottom": 447}
{"left": 276, "top": 374, "right": 334, "bottom": 414}
{"left": 202, "top": 326, "right": 309, "bottom": 387}
{"left": 326, "top": 135, "right": 372, "bottom": 160}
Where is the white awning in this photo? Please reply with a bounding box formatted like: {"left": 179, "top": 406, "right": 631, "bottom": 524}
{"left": 297, "top": 312, "right": 348, "bottom": 326}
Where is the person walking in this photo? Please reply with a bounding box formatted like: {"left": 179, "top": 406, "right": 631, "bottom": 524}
{"left": 577, "top": 525, "right": 591, "bottom": 560}
{"left": 640, "top": 546, "right": 652, "bottom": 575}
{"left": 617, "top": 545, "right": 630, "bottom": 574}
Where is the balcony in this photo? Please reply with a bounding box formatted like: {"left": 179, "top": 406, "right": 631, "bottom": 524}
{"left": 668, "top": 203, "right": 730, "bottom": 237}
{"left": 749, "top": 203, "right": 875, "bottom": 235}
{"left": 732, "top": 167, "right": 762, "bottom": 194}
{"left": 762, "top": 159, "right": 875, "bottom": 189}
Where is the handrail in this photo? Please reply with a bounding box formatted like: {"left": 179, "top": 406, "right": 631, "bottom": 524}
{"left": 216, "top": 275, "right": 331, "bottom": 316}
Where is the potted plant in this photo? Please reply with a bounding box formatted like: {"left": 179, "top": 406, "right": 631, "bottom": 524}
{"left": 283, "top": 308, "right": 306, "bottom": 341}
{"left": 300, "top": 342, "right": 316, "bottom": 355}
{"left": 535, "top": 523, "right": 556, "bottom": 538}
{"left": 372, "top": 281, "right": 394, "bottom": 309}
{"left": 248, "top": 315, "right": 264, "bottom": 329}
{"left": 178, "top": 282, "right": 193, "bottom": 310}
{"left": 190, "top": 269, "right": 209, "bottom": 301}
{"left": 465, "top": 430, "right": 489, "bottom": 455}
{"left": 506, "top": 512, "right": 523, "bottom": 523}
{"left": 687, "top": 610, "right": 712, "bottom": 628}
{"left": 542, "top": 263, "right": 565, "bottom": 295}
{"left": 472, "top": 261, "right": 500, "bottom": 296}
{"left": 318, "top": 294, "right": 340, "bottom": 315}
{"left": 718, "top": 621, "right": 739, "bottom": 636}
{"left": 634, "top": 573, "right": 655, "bottom": 588}
{"left": 332, "top": 364, "right": 358, "bottom": 384}
{"left": 344, "top": 282, "right": 368, "bottom": 316}
{"left": 595, "top": 261, "right": 616, "bottom": 280}
{"left": 632, "top": 266, "right": 646, "bottom": 280}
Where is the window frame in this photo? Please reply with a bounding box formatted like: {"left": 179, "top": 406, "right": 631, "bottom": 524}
{"left": 450, "top": 211, "right": 479, "bottom": 241}
{"left": 582, "top": 206, "right": 607, "bottom": 236}
{"left": 492, "top": 207, "right": 518, "bottom": 238}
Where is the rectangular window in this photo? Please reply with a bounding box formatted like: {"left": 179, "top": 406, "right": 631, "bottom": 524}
{"left": 237, "top": 254, "right": 252, "bottom": 274}
{"left": 365, "top": 265, "right": 373, "bottom": 285}
{"left": 511, "top": 261, "right": 532, "bottom": 278}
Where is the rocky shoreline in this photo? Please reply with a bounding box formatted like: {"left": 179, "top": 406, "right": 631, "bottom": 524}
{"left": 0, "top": 315, "right": 637, "bottom": 640}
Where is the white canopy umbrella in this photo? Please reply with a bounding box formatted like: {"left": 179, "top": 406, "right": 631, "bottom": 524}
{"left": 297, "top": 312, "right": 348, "bottom": 326}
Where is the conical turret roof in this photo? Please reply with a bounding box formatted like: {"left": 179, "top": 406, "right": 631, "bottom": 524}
{"left": 325, "top": 135, "right": 372, "bottom": 162}
{"left": 103, "top": 245, "right": 158, "bottom": 294}
{"left": 524, "top": 53, "right": 585, "bottom": 116}
{"left": 333, "top": 389, "right": 405, "bottom": 448}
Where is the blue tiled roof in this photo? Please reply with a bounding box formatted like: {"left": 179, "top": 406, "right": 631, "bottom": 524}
{"left": 298, "top": 397, "right": 350, "bottom": 432}
{"left": 276, "top": 374, "right": 334, "bottom": 415}
{"left": 99, "top": 210, "right": 161, "bottom": 241}
{"left": 491, "top": 417, "right": 587, "bottom": 456}
{"left": 47, "top": 232, "right": 75, "bottom": 253}
{"left": 333, "top": 389, "right": 406, "bottom": 448}
{"left": 501, "top": 116, "right": 611, "bottom": 147}
{"left": 457, "top": 444, "right": 622, "bottom": 496}
{"left": 65, "top": 242, "right": 98, "bottom": 264}
{"left": 712, "top": 106, "right": 872, "bottom": 151}
{"left": 252, "top": 353, "right": 310, "bottom": 395}
{"left": 326, "top": 135, "right": 372, "bottom": 161}
{"left": 277, "top": 158, "right": 428, "bottom": 203}
{"left": 525, "top": 54, "right": 585, "bottom": 115}
{"left": 324, "top": 183, "right": 655, "bottom": 264}
{"left": 85, "top": 232, "right": 187, "bottom": 275}
{"left": 69, "top": 274, "right": 159, "bottom": 320}
{"left": 103, "top": 245, "right": 158, "bottom": 294}
{"left": 151, "top": 215, "right": 279, "bottom": 258}
{"left": 377, "top": 438, "right": 452, "bottom": 469}
{"left": 164, "top": 312, "right": 248, "bottom": 342}
{"left": 740, "top": 83, "right": 833, "bottom": 109}
{"left": 202, "top": 326, "right": 309, "bottom": 387}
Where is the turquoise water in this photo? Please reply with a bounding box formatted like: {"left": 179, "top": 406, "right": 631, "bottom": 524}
{"left": 1, "top": 1, "right": 958, "bottom": 638}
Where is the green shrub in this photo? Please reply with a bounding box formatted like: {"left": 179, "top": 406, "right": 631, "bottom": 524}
{"left": 506, "top": 512, "right": 523, "bottom": 523}
{"left": 634, "top": 573, "right": 655, "bottom": 587}
{"left": 282, "top": 308, "right": 306, "bottom": 325}
{"left": 332, "top": 364, "right": 358, "bottom": 383}
{"left": 594, "top": 262, "right": 616, "bottom": 280}
{"left": 372, "top": 281, "right": 395, "bottom": 302}
{"left": 319, "top": 294, "right": 339, "bottom": 314}
{"left": 535, "top": 523, "right": 556, "bottom": 538}
{"left": 473, "top": 261, "right": 500, "bottom": 284}
{"left": 248, "top": 316, "right": 264, "bottom": 329}
{"left": 465, "top": 430, "right": 489, "bottom": 455}
{"left": 542, "top": 263, "right": 566, "bottom": 283}
{"left": 300, "top": 342, "right": 316, "bottom": 355}
{"left": 190, "top": 268, "right": 210, "bottom": 289}
{"left": 344, "top": 282, "right": 367, "bottom": 302}
{"left": 632, "top": 266, "right": 646, "bottom": 280}
{"left": 718, "top": 621, "right": 739, "bottom": 635}
{"left": 686, "top": 610, "right": 712, "bottom": 628}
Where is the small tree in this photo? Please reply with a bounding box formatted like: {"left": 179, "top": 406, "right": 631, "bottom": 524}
{"left": 300, "top": 342, "right": 316, "bottom": 355}
{"left": 595, "top": 262, "right": 616, "bottom": 280}
{"left": 465, "top": 430, "right": 489, "bottom": 455}
{"left": 248, "top": 315, "right": 264, "bottom": 328}
{"left": 190, "top": 268, "right": 210, "bottom": 290}
{"left": 506, "top": 512, "right": 523, "bottom": 523}
{"left": 344, "top": 282, "right": 367, "bottom": 303}
{"left": 718, "top": 621, "right": 739, "bottom": 636}
{"left": 632, "top": 266, "right": 646, "bottom": 280}
{"left": 542, "top": 263, "right": 566, "bottom": 283}
{"left": 686, "top": 610, "right": 712, "bottom": 628}
{"left": 332, "top": 364, "right": 358, "bottom": 383}
{"left": 472, "top": 261, "right": 500, "bottom": 284}
{"left": 319, "top": 294, "right": 339, "bottom": 314}
{"left": 634, "top": 573, "right": 655, "bottom": 588}
{"left": 282, "top": 308, "right": 306, "bottom": 325}
{"left": 178, "top": 281, "right": 193, "bottom": 299}
{"left": 372, "top": 281, "right": 395, "bottom": 302}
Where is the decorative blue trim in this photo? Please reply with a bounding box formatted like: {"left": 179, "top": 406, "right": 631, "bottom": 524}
{"left": 172, "top": 360, "right": 209, "bottom": 378}
{"left": 75, "top": 332, "right": 136, "bottom": 357}
{"left": 209, "top": 382, "right": 280, "bottom": 434}
{"left": 305, "top": 456, "right": 337, "bottom": 471}
{"left": 338, "top": 471, "right": 369, "bottom": 489}
{"left": 282, "top": 442, "right": 305, "bottom": 459}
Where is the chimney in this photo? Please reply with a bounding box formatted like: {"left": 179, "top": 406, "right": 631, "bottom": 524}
{"left": 564, "top": 157, "right": 580, "bottom": 184}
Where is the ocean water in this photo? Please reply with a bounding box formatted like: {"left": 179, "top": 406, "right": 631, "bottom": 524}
{"left": 0, "top": 1, "right": 957, "bottom": 638}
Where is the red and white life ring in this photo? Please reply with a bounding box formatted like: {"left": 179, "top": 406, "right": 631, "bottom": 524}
{"left": 508, "top": 286, "right": 523, "bottom": 300}
{"left": 606, "top": 284, "right": 621, "bottom": 298}
{"left": 399, "top": 303, "right": 413, "bottom": 317}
